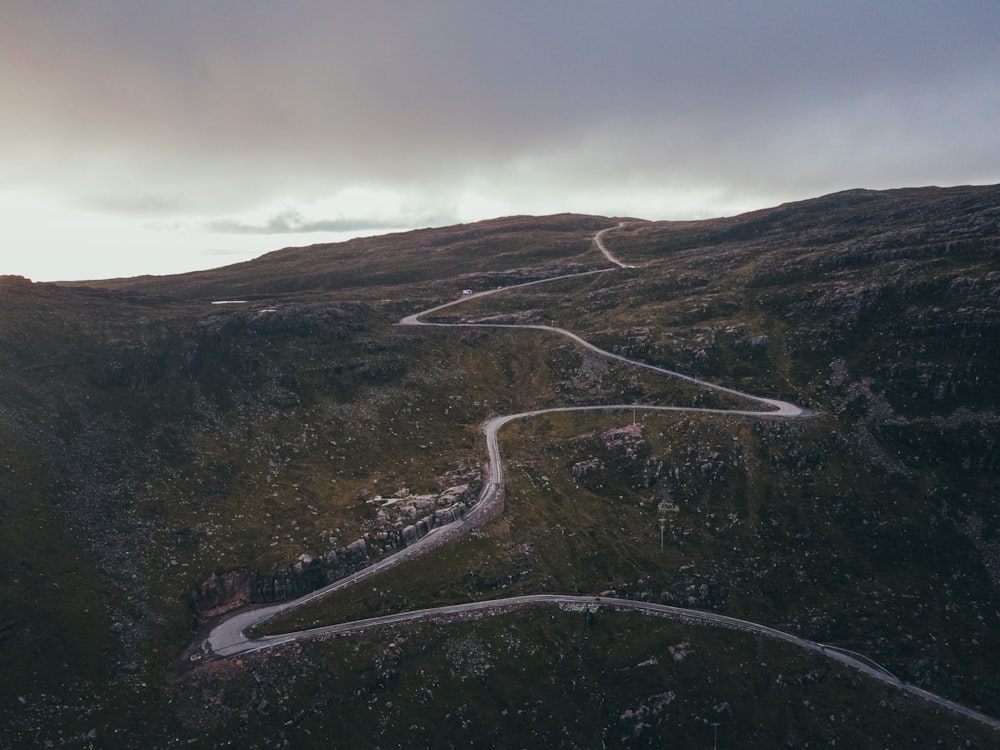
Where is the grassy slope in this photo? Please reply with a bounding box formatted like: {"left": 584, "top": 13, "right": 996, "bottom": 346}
{"left": 2, "top": 195, "right": 999, "bottom": 747}
{"left": 183, "top": 609, "right": 996, "bottom": 749}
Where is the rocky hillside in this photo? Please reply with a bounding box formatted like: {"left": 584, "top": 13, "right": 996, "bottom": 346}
{"left": 1, "top": 190, "right": 999, "bottom": 748}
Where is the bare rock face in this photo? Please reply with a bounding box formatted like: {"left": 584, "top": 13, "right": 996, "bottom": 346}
{"left": 191, "top": 472, "right": 483, "bottom": 612}
{"left": 361, "top": 478, "right": 480, "bottom": 556}
{"left": 346, "top": 538, "right": 367, "bottom": 557}
{"left": 191, "top": 570, "right": 254, "bottom": 621}
{"left": 402, "top": 525, "right": 418, "bottom": 545}
{"left": 602, "top": 423, "right": 643, "bottom": 453}
{"left": 571, "top": 458, "right": 603, "bottom": 478}
{"left": 439, "top": 483, "right": 472, "bottom": 506}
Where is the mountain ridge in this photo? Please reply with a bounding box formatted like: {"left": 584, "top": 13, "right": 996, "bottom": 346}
{"left": 2, "top": 184, "right": 999, "bottom": 747}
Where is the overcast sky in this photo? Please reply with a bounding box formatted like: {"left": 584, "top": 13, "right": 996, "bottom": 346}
{"left": 2, "top": 2, "right": 998, "bottom": 281}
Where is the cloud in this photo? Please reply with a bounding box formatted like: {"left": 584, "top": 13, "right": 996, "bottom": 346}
{"left": 206, "top": 210, "right": 453, "bottom": 235}
{"left": 5, "top": 3, "right": 997, "bottom": 197}
{"left": 1, "top": 1, "right": 998, "bottom": 279}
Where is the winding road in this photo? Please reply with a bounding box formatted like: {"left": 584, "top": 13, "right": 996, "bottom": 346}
{"left": 201, "top": 226, "right": 999, "bottom": 733}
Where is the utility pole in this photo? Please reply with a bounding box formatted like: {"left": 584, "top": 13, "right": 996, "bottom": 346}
{"left": 658, "top": 517, "right": 666, "bottom": 550}
{"left": 710, "top": 722, "right": 720, "bottom": 749}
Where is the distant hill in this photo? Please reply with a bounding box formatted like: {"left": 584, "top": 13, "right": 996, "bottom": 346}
{"left": 2, "top": 185, "right": 999, "bottom": 748}
{"left": 73, "top": 213, "right": 616, "bottom": 298}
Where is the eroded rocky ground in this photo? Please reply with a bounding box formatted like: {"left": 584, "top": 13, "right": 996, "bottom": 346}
{"left": 2, "top": 191, "right": 999, "bottom": 748}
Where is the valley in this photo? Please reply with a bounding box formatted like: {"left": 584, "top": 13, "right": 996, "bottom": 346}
{"left": 201, "top": 220, "right": 998, "bottom": 734}
{"left": 2, "top": 188, "right": 999, "bottom": 747}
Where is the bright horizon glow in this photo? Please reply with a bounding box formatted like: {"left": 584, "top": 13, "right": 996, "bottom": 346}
{"left": 2, "top": 183, "right": 789, "bottom": 283}
{"left": 2, "top": 2, "right": 997, "bottom": 282}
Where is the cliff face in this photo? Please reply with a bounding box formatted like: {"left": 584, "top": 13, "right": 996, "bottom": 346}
{"left": 2, "top": 190, "right": 1000, "bottom": 747}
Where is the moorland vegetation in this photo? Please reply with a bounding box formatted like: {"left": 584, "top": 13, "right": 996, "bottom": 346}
{"left": 1, "top": 187, "right": 999, "bottom": 748}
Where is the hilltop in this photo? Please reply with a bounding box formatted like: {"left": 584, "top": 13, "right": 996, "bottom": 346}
{"left": 2, "top": 187, "right": 999, "bottom": 748}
